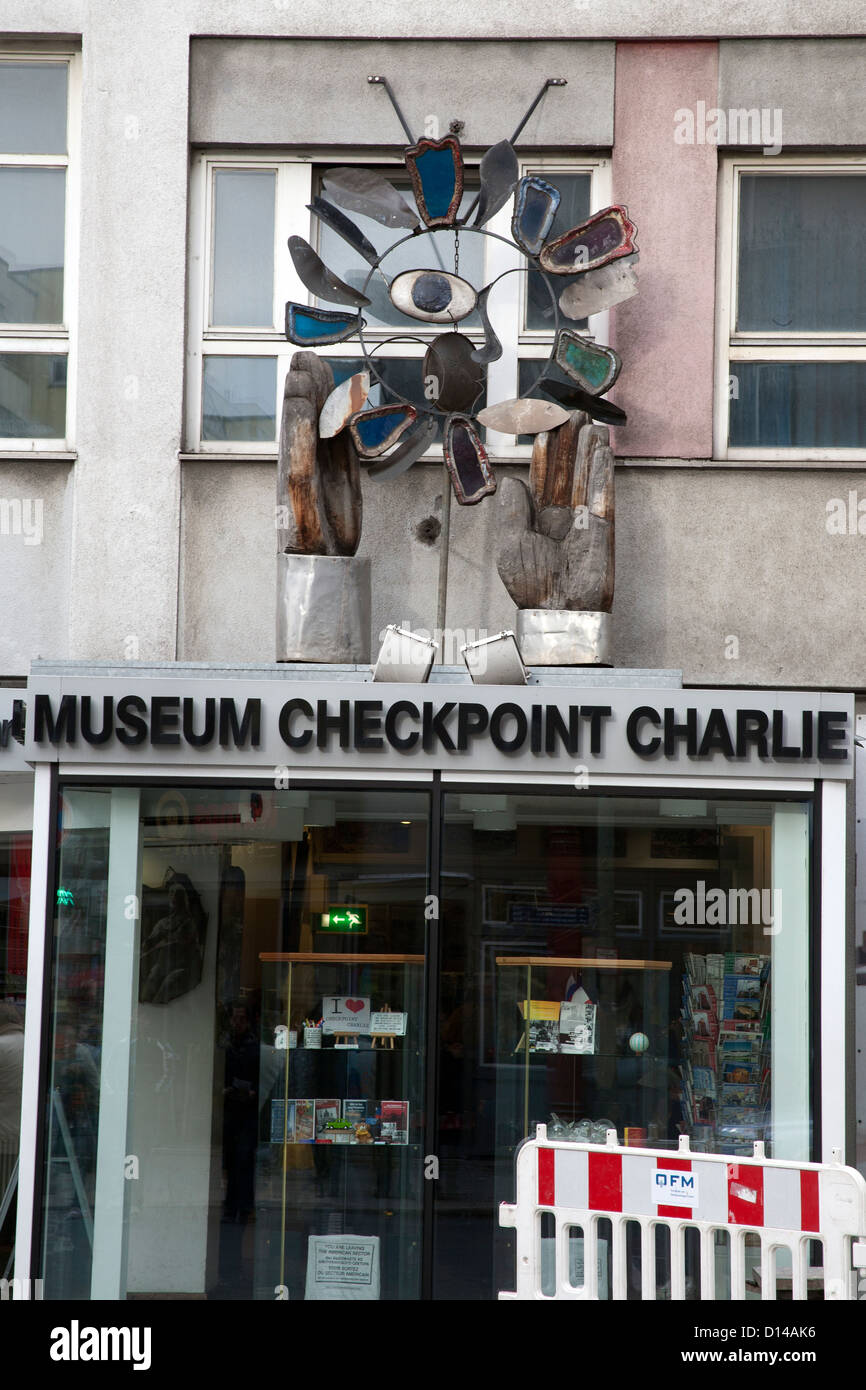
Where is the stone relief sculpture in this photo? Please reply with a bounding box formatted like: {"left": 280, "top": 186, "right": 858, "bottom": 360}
{"left": 496, "top": 411, "right": 615, "bottom": 665}
{"left": 276, "top": 351, "right": 370, "bottom": 663}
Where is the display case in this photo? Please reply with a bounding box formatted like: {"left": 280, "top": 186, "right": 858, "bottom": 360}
{"left": 492, "top": 955, "right": 673, "bottom": 1293}
{"left": 494, "top": 955, "right": 673, "bottom": 1149}
{"left": 252, "top": 952, "right": 425, "bottom": 1300}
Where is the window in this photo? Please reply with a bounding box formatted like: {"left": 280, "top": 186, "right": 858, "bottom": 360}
{"left": 716, "top": 157, "right": 866, "bottom": 461}
{"left": 0, "top": 53, "right": 78, "bottom": 451}
{"left": 186, "top": 153, "right": 610, "bottom": 457}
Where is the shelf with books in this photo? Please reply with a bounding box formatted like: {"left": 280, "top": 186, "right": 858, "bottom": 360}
{"left": 680, "top": 951, "right": 771, "bottom": 1155}
{"left": 254, "top": 949, "right": 426, "bottom": 1299}
{"left": 494, "top": 955, "right": 673, "bottom": 1149}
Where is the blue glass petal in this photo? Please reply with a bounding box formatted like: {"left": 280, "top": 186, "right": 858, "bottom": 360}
{"left": 512, "top": 176, "right": 561, "bottom": 258}
{"left": 285, "top": 303, "right": 360, "bottom": 346}
{"left": 414, "top": 146, "right": 457, "bottom": 220}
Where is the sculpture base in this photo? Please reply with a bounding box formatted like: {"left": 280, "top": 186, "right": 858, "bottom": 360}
{"left": 515, "top": 610, "right": 612, "bottom": 666}
{"left": 277, "top": 553, "right": 371, "bottom": 664}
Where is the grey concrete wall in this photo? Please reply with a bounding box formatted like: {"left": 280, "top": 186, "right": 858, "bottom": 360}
{"left": 3, "top": 6, "right": 866, "bottom": 688}
{"left": 719, "top": 40, "right": 866, "bottom": 145}
{"left": 5, "top": 0, "right": 866, "bottom": 41}
{"left": 180, "top": 461, "right": 866, "bottom": 689}
{"left": 0, "top": 464, "right": 72, "bottom": 675}
{"left": 190, "top": 39, "right": 615, "bottom": 148}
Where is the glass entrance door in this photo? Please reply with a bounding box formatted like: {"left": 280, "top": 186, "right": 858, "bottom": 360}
{"left": 40, "top": 784, "right": 430, "bottom": 1301}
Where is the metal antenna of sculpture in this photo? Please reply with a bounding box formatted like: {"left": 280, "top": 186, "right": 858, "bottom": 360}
{"left": 276, "top": 78, "right": 638, "bottom": 667}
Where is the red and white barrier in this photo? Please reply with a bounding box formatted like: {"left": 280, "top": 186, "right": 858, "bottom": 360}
{"left": 499, "top": 1127, "right": 866, "bottom": 1300}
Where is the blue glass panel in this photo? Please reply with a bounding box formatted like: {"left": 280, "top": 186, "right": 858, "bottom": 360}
{"left": 414, "top": 146, "right": 457, "bottom": 220}
{"left": 354, "top": 407, "right": 413, "bottom": 450}
{"left": 294, "top": 311, "right": 350, "bottom": 340}
{"left": 285, "top": 304, "right": 359, "bottom": 346}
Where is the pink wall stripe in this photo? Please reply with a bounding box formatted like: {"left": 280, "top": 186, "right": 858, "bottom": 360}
{"left": 610, "top": 42, "right": 719, "bottom": 459}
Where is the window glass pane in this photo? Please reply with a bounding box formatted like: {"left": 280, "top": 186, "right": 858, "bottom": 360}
{"left": 0, "top": 62, "right": 67, "bottom": 154}
{"left": 729, "top": 361, "right": 866, "bottom": 448}
{"left": 316, "top": 173, "right": 482, "bottom": 330}
{"left": 524, "top": 173, "right": 591, "bottom": 331}
{"left": 40, "top": 784, "right": 430, "bottom": 1300}
{"left": 737, "top": 174, "right": 866, "bottom": 332}
{"left": 437, "top": 793, "right": 811, "bottom": 1299}
{"left": 202, "top": 356, "right": 276, "bottom": 442}
{"left": 0, "top": 353, "right": 66, "bottom": 437}
{"left": 325, "top": 355, "right": 447, "bottom": 443}
{"left": 211, "top": 170, "right": 275, "bottom": 328}
{"left": 0, "top": 168, "right": 65, "bottom": 323}
{"left": 0, "top": 799, "right": 32, "bottom": 1272}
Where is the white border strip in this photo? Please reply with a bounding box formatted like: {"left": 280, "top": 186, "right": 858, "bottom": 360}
{"left": 821, "top": 779, "right": 847, "bottom": 1158}
{"left": 442, "top": 772, "right": 817, "bottom": 792}
{"left": 58, "top": 764, "right": 433, "bottom": 783}
{"left": 13, "top": 763, "right": 52, "bottom": 1293}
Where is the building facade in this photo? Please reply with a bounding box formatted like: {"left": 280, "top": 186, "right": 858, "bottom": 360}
{"left": 1, "top": 3, "right": 865, "bottom": 1301}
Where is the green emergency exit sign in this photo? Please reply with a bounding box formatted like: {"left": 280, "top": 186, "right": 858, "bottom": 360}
{"left": 318, "top": 905, "right": 368, "bottom": 934}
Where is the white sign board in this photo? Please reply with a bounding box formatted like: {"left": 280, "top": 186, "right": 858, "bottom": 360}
{"left": 370, "top": 1011, "right": 407, "bottom": 1035}
{"left": 321, "top": 996, "right": 371, "bottom": 1034}
{"left": 305, "top": 1235, "right": 380, "bottom": 1301}
{"left": 653, "top": 1168, "right": 698, "bottom": 1207}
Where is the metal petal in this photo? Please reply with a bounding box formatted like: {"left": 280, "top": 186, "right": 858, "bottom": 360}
{"left": 389, "top": 269, "right": 477, "bottom": 324}
{"left": 555, "top": 330, "right": 622, "bottom": 396}
{"left": 423, "top": 332, "right": 485, "bottom": 414}
{"left": 349, "top": 404, "right": 417, "bottom": 457}
{"left": 319, "top": 372, "right": 370, "bottom": 439}
{"left": 473, "top": 140, "right": 519, "bottom": 228}
{"left": 471, "top": 285, "right": 503, "bottom": 364}
{"left": 306, "top": 197, "right": 380, "bottom": 266}
{"left": 288, "top": 236, "right": 371, "bottom": 309}
{"left": 537, "top": 377, "right": 627, "bottom": 425}
{"left": 476, "top": 397, "right": 570, "bottom": 434}
{"left": 512, "top": 176, "right": 561, "bottom": 258}
{"left": 558, "top": 254, "right": 639, "bottom": 319}
{"left": 322, "top": 166, "right": 419, "bottom": 230}
{"left": 365, "top": 416, "right": 438, "bottom": 480}
{"left": 539, "top": 204, "right": 638, "bottom": 275}
{"left": 284, "top": 303, "right": 363, "bottom": 347}
{"left": 404, "top": 136, "right": 464, "bottom": 228}
{"left": 444, "top": 414, "right": 497, "bottom": 505}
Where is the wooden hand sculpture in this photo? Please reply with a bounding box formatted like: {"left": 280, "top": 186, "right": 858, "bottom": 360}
{"left": 277, "top": 350, "right": 362, "bottom": 556}
{"left": 496, "top": 410, "right": 614, "bottom": 612}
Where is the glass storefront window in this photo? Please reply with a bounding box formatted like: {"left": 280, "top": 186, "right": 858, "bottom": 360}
{"left": 40, "top": 784, "right": 429, "bottom": 1300}
{"left": 36, "top": 781, "right": 814, "bottom": 1301}
{"left": 0, "top": 779, "right": 33, "bottom": 1281}
{"left": 436, "top": 791, "right": 812, "bottom": 1301}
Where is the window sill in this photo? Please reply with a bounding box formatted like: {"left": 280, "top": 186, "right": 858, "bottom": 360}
{"left": 0, "top": 450, "right": 76, "bottom": 462}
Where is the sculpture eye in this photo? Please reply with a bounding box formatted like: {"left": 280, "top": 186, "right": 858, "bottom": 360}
{"left": 389, "top": 269, "right": 478, "bottom": 323}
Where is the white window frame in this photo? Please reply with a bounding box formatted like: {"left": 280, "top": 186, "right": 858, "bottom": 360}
{"left": 0, "top": 48, "right": 80, "bottom": 457}
{"left": 186, "top": 150, "right": 610, "bottom": 460}
{"left": 715, "top": 154, "right": 866, "bottom": 465}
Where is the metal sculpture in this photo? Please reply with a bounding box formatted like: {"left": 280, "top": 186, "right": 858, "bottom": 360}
{"left": 276, "top": 75, "right": 638, "bottom": 664}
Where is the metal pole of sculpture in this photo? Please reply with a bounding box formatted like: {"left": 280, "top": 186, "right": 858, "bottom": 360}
{"left": 496, "top": 410, "right": 614, "bottom": 665}
{"left": 276, "top": 350, "right": 371, "bottom": 663}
